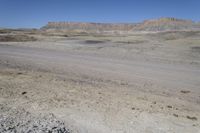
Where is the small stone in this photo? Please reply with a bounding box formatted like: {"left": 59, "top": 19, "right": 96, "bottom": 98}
{"left": 21, "top": 92, "right": 27, "bottom": 95}
{"left": 167, "top": 105, "right": 172, "bottom": 108}
{"left": 180, "top": 90, "right": 190, "bottom": 94}
{"left": 17, "top": 72, "right": 23, "bottom": 75}
{"left": 173, "top": 114, "right": 178, "bottom": 117}
{"left": 131, "top": 107, "right": 135, "bottom": 110}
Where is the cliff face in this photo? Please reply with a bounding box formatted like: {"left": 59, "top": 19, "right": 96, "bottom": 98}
{"left": 42, "top": 18, "right": 200, "bottom": 32}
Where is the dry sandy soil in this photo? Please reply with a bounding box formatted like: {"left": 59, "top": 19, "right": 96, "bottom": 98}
{"left": 0, "top": 31, "right": 200, "bottom": 133}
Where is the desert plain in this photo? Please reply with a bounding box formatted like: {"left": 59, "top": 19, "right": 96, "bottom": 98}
{"left": 0, "top": 22, "right": 200, "bottom": 133}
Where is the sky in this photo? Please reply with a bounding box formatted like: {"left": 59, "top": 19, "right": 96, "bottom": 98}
{"left": 0, "top": 0, "right": 199, "bottom": 28}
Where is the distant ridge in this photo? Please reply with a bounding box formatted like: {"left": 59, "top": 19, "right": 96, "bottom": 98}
{"left": 42, "top": 18, "right": 200, "bottom": 32}
{"left": 42, "top": 22, "right": 136, "bottom": 32}
{"left": 134, "top": 17, "right": 195, "bottom": 31}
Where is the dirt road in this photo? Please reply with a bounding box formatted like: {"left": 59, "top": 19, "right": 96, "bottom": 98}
{"left": 0, "top": 44, "right": 199, "bottom": 89}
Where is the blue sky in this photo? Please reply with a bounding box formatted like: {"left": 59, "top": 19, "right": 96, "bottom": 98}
{"left": 0, "top": 0, "right": 199, "bottom": 28}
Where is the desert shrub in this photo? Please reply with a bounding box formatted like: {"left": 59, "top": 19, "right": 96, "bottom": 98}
{"left": 85, "top": 40, "right": 105, "bottom": 44}
{"left": 0, "top": 35, "right": 37, "bottom": 42}
{"left": 0, "top": 29, "right": 11, "bottom": 34}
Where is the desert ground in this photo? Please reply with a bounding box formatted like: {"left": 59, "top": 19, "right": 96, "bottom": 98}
{"left": 0, "top": 30, "right": 200, "bottom": 133}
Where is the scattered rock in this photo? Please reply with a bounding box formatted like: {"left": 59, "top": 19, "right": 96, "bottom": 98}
{"left": 193, "top": 124, "right": 197, "bottom": 127}
{"left": 186, "top": 116, "right": 198, "bottom": 121}
{"left": 0, "top": 106, "right": 71, "bottom": 133}
{"left": 131, "top": 107, "right": 135, "bottom": 110}
{"left": 180, "top": 90, "right": 190, "bottom": 94}
{"left": 120, "top": 82, "right": 128, "bottom": 86}
{"left": 153, "top": 101, "right": 156, "bottom": 104}
{"left": 17, "top": 72, "right": 23, "bottom": 75}
{"left": 173, "top": 114, "right": 179, "bottom": 117}
{"left": 167, "top": 105, "right": 172, "bottom": 108}
{"left": 21, "top": 92, "right": 27, "bottom": 95}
